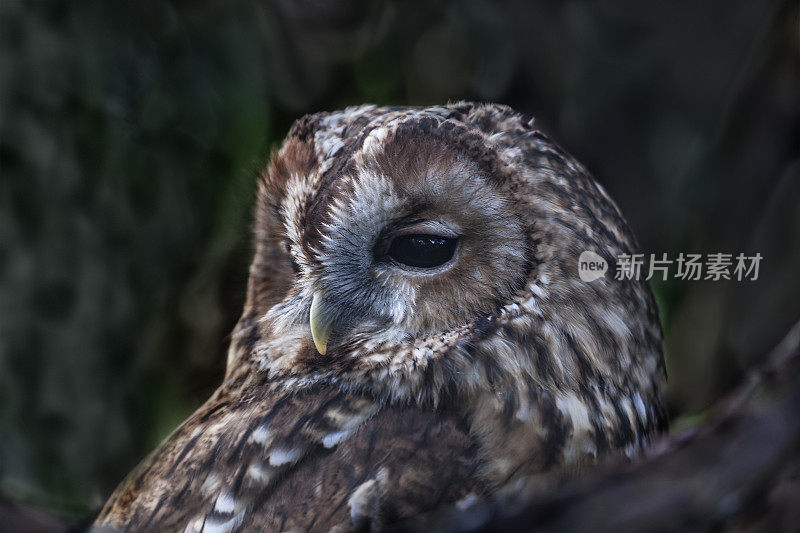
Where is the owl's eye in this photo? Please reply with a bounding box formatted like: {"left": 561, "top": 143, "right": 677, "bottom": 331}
{"left": 386, "top": 234, "right": 459, "bottom": 269}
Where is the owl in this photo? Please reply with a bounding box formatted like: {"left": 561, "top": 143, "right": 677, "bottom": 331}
{"left": 95, "top": 103, "right": 667, "bottom": 531}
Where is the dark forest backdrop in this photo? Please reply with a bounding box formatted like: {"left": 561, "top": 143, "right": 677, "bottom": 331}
{"left": 0, "top": 0, "right": 798, "bottom": 519}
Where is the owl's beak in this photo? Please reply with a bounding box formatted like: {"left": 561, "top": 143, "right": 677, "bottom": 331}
{"left": 310, "top": 290, "right": 334, "bottom": 355}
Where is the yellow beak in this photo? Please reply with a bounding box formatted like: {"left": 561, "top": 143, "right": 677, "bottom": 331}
{"left": 310, "top": 290, "right": 334, "bottom": 355}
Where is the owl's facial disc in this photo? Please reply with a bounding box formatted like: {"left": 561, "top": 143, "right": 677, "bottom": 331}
{"left": 299, "top": 140, "right": 528, "bottom": 355}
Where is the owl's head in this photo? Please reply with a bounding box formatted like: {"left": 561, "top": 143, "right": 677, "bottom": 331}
{"left": 232, "top": 103, "right": 663, "bottom": 407}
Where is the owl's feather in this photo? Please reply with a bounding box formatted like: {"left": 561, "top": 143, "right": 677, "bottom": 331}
{"left": 96, "top": 102, "right": 667, "bottom": 531}
{"left": 98, "top": 372, "right": 479, "bottom": 531}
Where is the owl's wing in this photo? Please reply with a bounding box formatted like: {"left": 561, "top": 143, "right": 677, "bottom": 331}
{"left": 96, "top": 382, "right": 481, "bottom": 531}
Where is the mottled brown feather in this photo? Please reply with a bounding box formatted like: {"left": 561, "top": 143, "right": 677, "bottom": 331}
{"left": 96, "top": 102, "right": 667, "bottom": 532}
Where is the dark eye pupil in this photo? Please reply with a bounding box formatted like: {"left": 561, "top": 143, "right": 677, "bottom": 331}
{"left": 386, "top": 234, "right": 458, "bottom": 268}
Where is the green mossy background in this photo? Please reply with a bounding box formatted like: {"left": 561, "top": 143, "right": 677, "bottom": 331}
{"left": 0, "top": 0, "right": 797, "bottom": 518}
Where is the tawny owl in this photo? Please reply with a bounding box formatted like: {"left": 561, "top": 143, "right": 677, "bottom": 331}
{"left": 95, "top": 103, "right": 666, "bottom": 531}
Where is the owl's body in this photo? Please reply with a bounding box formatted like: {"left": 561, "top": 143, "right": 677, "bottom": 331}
{"left": 96, "top": 103, "right": 666, "bottom": 531}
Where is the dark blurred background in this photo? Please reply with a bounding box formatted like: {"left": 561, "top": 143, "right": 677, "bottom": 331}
{"left": 0, "top": 0, "right": 797, "bottom": 519}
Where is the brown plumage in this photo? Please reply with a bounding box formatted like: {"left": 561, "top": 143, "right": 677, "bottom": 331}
{"left": 96, "top": 102, "right": 667, "bottom": 531}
